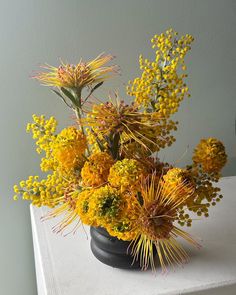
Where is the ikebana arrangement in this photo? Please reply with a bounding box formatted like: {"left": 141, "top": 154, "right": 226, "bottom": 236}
{"left": 13, "top": 29, "right": 227, "bottom": 272}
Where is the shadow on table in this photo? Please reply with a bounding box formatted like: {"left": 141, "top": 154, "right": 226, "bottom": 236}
{"left": 186, "top": 283, "right": 236, "bottom": 295}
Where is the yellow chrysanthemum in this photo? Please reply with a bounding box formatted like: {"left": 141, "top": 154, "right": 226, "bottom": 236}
{"left": 81, "top": 152, "right": 114, "bottom": 187}
{"left": 33, "top": 54, "right": 117, "bottom": 90}
{"left": 87, "top": 185, "right": 138, "bottom": 240}
{"left": 193, "top": 138, "right": 227, "bottom": 174}
{"left": 105, "top": 218, "right": 138, "bottom": 241}
{"left": 89, "top": 185, "right": 126, "bottom": 226}
{"left": 51, "top": 127, "right": 87, "bottom": 172}
{"left": 75, "top": 190, "right": 97, "bottom": 226}
{"left": 104, "top": 189, "right": 140, "bottom": 241}
{"left": 108, "top": 158, "right": 144, "bottom": 191}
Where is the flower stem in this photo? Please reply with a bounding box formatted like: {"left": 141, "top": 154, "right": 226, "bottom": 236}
{"left": 73, "top": 91, "right": 90, "bottom": 156}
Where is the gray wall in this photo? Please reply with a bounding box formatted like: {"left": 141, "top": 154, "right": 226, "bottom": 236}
{"left": 0, "top": 0, "right": 235, "bottom": 294}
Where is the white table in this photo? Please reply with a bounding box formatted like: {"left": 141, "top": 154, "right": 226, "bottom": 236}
{"left": 31, "top": 176, "right": 236, "bottom": 295}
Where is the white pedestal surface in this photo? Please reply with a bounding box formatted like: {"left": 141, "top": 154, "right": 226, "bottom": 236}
{"left": 30, "top": 176, "right": 236, "bottom": 295}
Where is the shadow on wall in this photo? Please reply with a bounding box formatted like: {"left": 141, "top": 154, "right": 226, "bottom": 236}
{"left": 223, "top": 157, "right": 236, "bottom": 176}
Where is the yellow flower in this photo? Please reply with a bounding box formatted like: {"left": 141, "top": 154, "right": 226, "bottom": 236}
{"left": 187, "top": 177, "right": 222, "bottom": 219}
{"left": 13, "top": 172, "right": 73, "bottom": 208}
{"left": 38, "top": 187, "right": 99, "bottom": 234}
{"left": 161, "top": 167, "right": 196, "bottom": 226}
{"left": 136, "top": 156, "right": 170, "bottom": 178}
{"left": 162, "top": 167, "right": 194, "bottom": 197}
{"left": 42, "top": 185, "right": 82, "bottom": 234}
{"left": 42, "top": 185, "right": 137, "bottom": 238}
{"left": 14, "top": 116, "right": 87, "bottom": 211}
{"left": 121, "top": 115, "right": 177, "bottom": 155}
{"left": 108, "top": 158, "right": 144, "bottom": 191}
{"left": 104, "top": 189, "right": 140, "bottom": 241}
{"left": 27, "top": 114, "right": 58, "bottom": 172}
{"left": 81, "top": 152, "right": 114, "bottom": 187}
{"left": 193, "top": 138, "right": 227, "bottom": 174}
{"left": 182, "top": 142, "right": 227, "bottom": 220}
{"left": 33, "top": 54, "right": 117, "bottom": 90}
{"left": 89, "top": 185, "right": 126, "bottom": 226}
{"left": 105, "top": 218, "right": 138, "bottom": 241}
{"left": 82, "top": 100, "right": 148, "bottom": 152}
{"left": 129, "top": 175, "right": 199, "bottom": 272}
{"left": 51, "top": 127, "right": 87, "bottom": 172}
{"left": 127, "top": 29, "right": 194, "bottom": 116}
{"left": 82, "top": 100, "right": 140, "bottom": 135}
{"left": 28, "top": 116, "right": 87, "bottom": 174}
{"left": 75, "top": 190, "right": 97, "bottom": 226}
{"left": 82, "top": 99, "right": 173, "bottom": 155}
{"left": 27, "top": 114, "right": 57, "bottom": 154}
{"left": 87, "top": 185, "right": 137, "bottom": 240}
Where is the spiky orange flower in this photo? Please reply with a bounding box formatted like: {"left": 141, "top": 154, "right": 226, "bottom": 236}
{"left": 33, "top": 54, "right": 117, "bottom": 90}
{"left": 129, "top": 175, "right": 200, "bottom": 272}
{"left": 42, "top": 185, "right": 81, "bottom": 235}
{"left": 82, "top": 99, "right": 172, "bottom": 155}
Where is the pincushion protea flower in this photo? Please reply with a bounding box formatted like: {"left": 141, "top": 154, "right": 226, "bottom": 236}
{"left": 33, "top": 53, "right": 118, "bottom": 91}
{"left": 129, "top": 175, "right": 200, "bottom": 272}
{"left": 81, "top": 99, "right": 169, "bottom": 158}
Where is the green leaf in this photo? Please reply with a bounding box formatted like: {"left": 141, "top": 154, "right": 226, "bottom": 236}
{"left": 51, "top": 89, "right": 73, "bottom": 108}
{"left": 91, "top": 129, "right": 105, "bottom": 152}
{"left": 82, "top": 82, "right": 104, "bottom": 106}
{"left": 61, "top": 87, "right": 77, "bottom": 106}
{"left": 52, "top": 89, "right": 65, "bottom": 99}
{"left": 110, "top": 132, "right": 120, "bottom": 160}
{"left": 92, "top": 81, "right": 103, "bottom": 91}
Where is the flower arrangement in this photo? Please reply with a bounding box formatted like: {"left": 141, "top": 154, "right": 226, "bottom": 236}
{"left": 13, "top": 29, "right": 227, "bottom": 272}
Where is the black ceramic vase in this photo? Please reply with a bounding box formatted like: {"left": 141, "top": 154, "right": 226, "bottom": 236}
{"left": 90, "top": 226, "right": 140, "bottom": 269}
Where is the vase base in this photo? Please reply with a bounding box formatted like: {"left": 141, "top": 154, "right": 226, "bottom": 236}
{"left": 90, "top": 239, "right": 140, "bottom": 269}
{"left": 90, "top": 227, "right": 140, "bottom": 269}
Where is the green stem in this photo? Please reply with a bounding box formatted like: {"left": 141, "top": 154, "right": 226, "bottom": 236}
{"left": 73, "top": 90, "right": 90, "bottom": 156}
{"left": 111, "top": 132, "right": 120, "bottom": 160}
